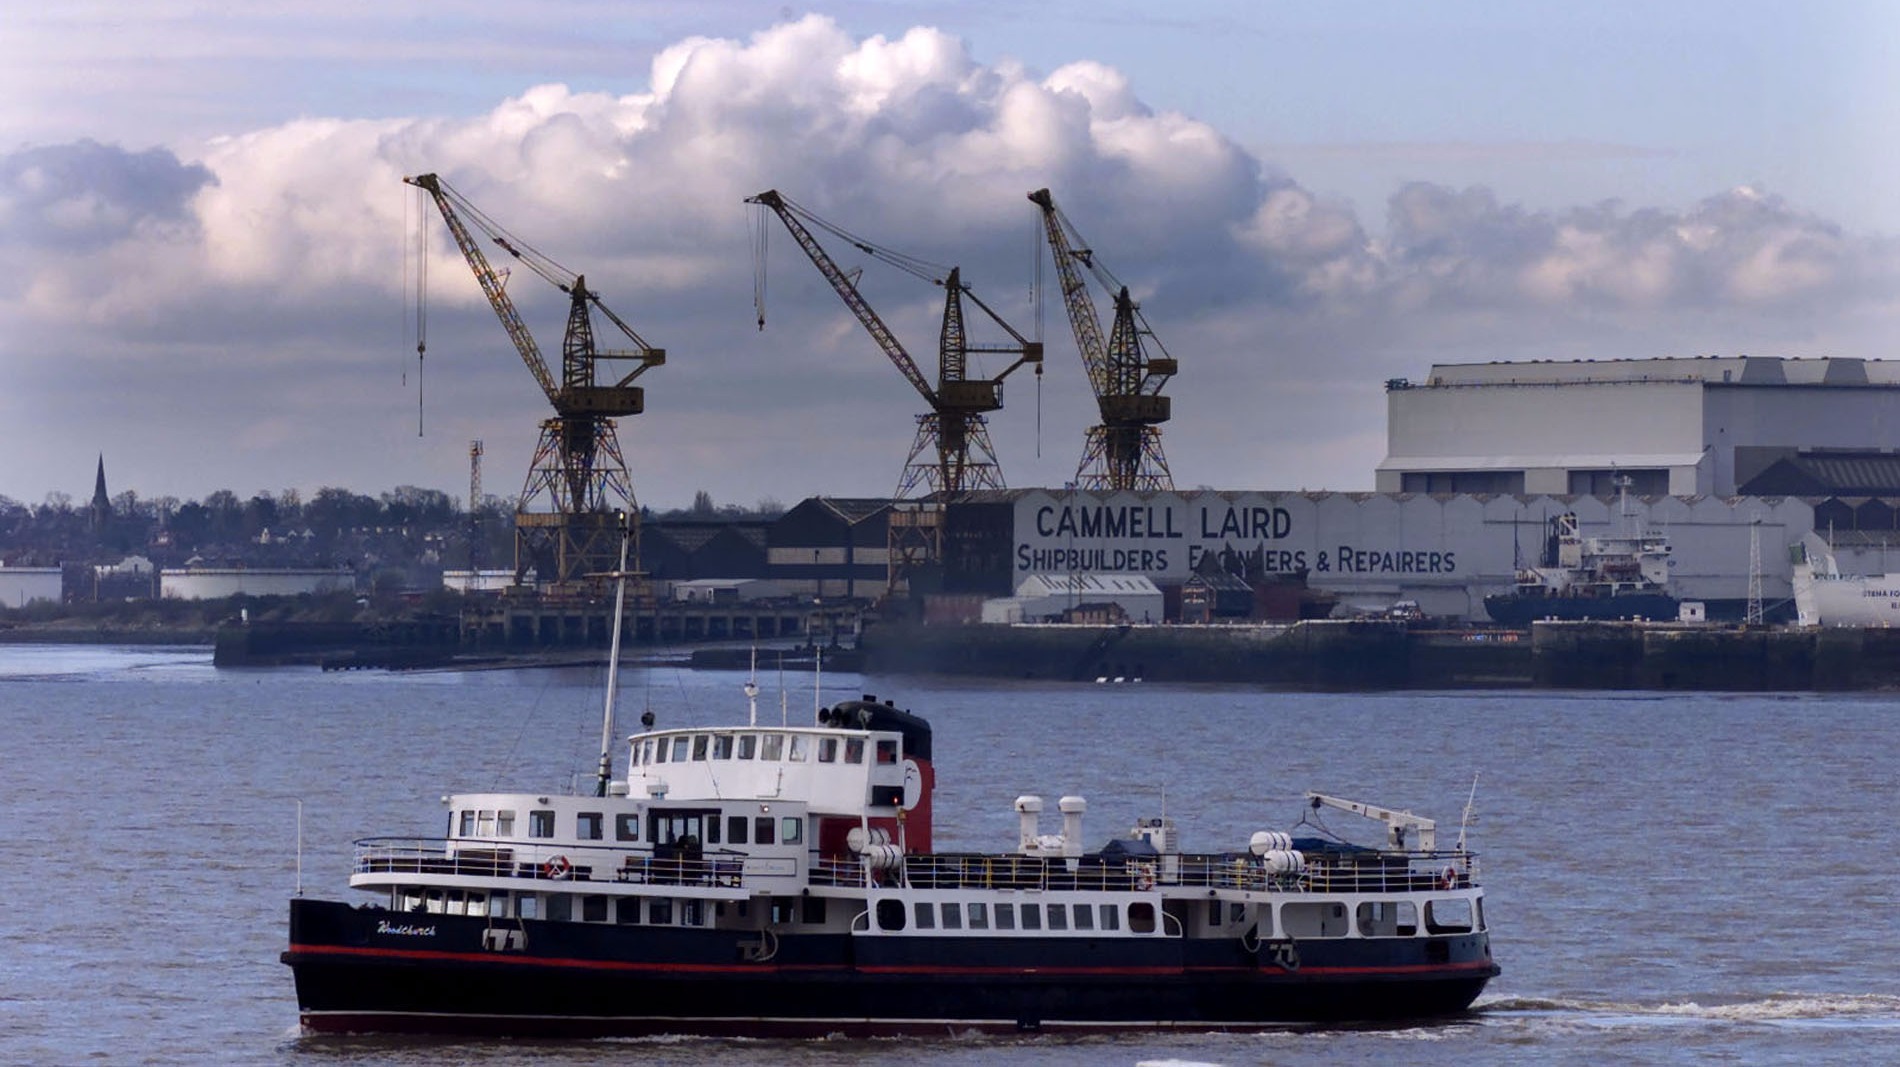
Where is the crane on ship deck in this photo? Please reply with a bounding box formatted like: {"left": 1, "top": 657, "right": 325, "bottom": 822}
{"left": 1029, "top": 188, "right": 1176, "bottom": 492}
{"left": 747, "top": 189, "right": 1042, "bottom": 499}
{"left": 406, "top": 172, "right": 665, "bottom": 591}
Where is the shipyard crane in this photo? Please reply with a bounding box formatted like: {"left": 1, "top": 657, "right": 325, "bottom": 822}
{"left": 1029, "top": 188, "right": 1176, "bottom": 491}
{"left": 405, "top": 172, "right": 665, "bottom": 590}
{"left": 747, "top": 189, "right": 1042, "bottom": 498}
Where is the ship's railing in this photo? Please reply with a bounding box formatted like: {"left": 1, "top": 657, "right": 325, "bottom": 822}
{"left": 896, "top": 850, "right": 1480, "bottom": 894}
{"left": 352, "top": 838, "right": 746, "bottom": 888}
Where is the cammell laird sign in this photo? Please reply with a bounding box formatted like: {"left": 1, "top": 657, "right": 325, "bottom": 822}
{"left": 1011, "top": 489, "right": 1461, "bottom": 584}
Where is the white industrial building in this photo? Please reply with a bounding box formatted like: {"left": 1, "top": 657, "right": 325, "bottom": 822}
{"left": 1375, "top": 357, "right": 1900, "bottom": 497}
{"left": 0, "top": 565, "right": 63, "bottom": 607}
{"left": 982, "top": 574, "right": 1165, "bottom": 624}
{"left": 160, "top": 567, "right": 356, "bottom": 600}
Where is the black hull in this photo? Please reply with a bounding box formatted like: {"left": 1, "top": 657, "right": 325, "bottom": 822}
{"left": 285, "top": 898, "right": 1497, "bottom": 1036}
{"left": 1484, "top": 591, "right": 1678, "bottom": 626}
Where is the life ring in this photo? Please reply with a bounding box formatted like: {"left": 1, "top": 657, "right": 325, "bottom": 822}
{"left": 1438, "top": 865, "right": 1459, "bottom": 891}
{"left": 542, "top": 855, "right": 573, "bottom": 880}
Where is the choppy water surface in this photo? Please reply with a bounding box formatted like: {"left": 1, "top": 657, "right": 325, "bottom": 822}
{"left": 1, "top": 645, "right": 1896, "bottom": 1065}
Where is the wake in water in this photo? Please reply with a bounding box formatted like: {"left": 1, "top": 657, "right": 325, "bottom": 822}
{"left": 1478, "top": 992, "right": 1900, "bottom": 1027}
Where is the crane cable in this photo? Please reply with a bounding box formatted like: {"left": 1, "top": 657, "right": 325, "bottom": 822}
{"left": 751, "top": 203, "right": 769, "bottom": 330}
{"left": 413, "top": 184, "right": 429, "bottom": 437}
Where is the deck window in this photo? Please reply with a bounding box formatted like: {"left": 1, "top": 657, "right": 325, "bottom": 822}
{"left": 754, "top": 817, "right": 776, "bottom": 845}
{"left": 940, "top": 903, "right": 962, "bottom": 930}
{"left": 547, "top": 895, "right": 572, "bottom": 922}
{"left": 913, "top": 902, "right": 936, "bottom": 929}
{"left": 466, "top": 893, "right": 488, "bottom": 917}
{"left": 714, "top": 735, "right": 734, "bottom": 759}
{"left": 490, "top": 890, "right": 509, "bottom": 917}
{"left": 875, "top": 739, "right": 898, "bottom": 764}
{"left": 682, "top": 900, "right": 704, "bottom": 926}
{"left": 1425, "top": 898, "right": 1474, "bottom": 934}
{"left": 1358, "top": 900, "right": 1418, "bottom": 937}
{"left": 781, "top": 817, "right": 803, "bottom": 845}
{"left": 1097, "top": 904, "right": 1119, "bottom": 931}
{"left": 739, "top": 735, "right": 758, "bottom": 759}
{"left": 692, "top": 735, "right": 709, "bottom": 761}
{"left": 818, "top": 738, "right": 838, "bottom": 763}
{"left": 649, "top": 899, "right": 673, "bottom": 925}
{"left": 876, "top": 899, "right": 906, "bottom": 931}
{"left": 1129, "top": 902, "right": 1156, "bottom": 934}
{"left": 616, "top": 897, "right": 640, "bottom": 924}
{"left": 967, "top": 903, "right": 989, "bottom": 930}
{"left": 1207, "top": 900, "right": 1223, "bottom": 926}
{"left": 528, "top": 810, "right": 555, "bottom": 838}
{"left": 517, "top": 895, "right": 538, "bottom": 920}
{"left": 844, "top": 738, "right": 865, "bottom": 764}
{"left": 1021, "top": 904, "right": 1042, "bottom": 931}
{"left": 496, "top": 810, "right": 515, "bottom": 836}
{"left": 577, "top": 812, "right": 603, "bottom": 840}
{"left": 995, "top": 903, "right": 1016, "bottom": 930}
{"left": 616, "top": 814, "right": 639, "bottom": 841}
{"left": 802, "top": 897, "right": 826, "bottom": 924}
{"left": 582, "top": 895, "right": 608, "bottom": 922}
{"left": 788, "top": 736, "right": 808, "bottom": 762}
{"left": 1283, "top": 901, "right": 1350, "bottom": 938}
{"left": 726, "top": 815, "right": 749, "bottom": 844}
{"left": 1070, "top": 904, "right": 1091, "bottom": 931}
{"left": 762, "top": 734, "right": 785, "bottom": 761}
{"left": 1047, "top": 905, "right": 1067, "bottom": 931}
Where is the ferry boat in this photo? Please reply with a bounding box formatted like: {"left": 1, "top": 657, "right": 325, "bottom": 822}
{"left": 1791, "top": 533, "right": 1900, "bottom": 627}
{"left": 283, "top": 534, "right": 1498, "bottom": 1035}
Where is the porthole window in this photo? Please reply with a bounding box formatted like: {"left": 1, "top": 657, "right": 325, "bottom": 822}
{"left": 876, "top": 899, "right": 907, "bottom": 930}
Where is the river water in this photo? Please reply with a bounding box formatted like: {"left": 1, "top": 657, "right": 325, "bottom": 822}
{"left": 1, "top": 644, "right": 1896, "bottom": 1065}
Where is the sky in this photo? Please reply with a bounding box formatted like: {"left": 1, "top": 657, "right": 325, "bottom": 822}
{"left": 4, "top": 1, "right": 1898, "bottom": 511}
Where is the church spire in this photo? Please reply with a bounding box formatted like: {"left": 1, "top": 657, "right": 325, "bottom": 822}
{"left": 91, "top": 454, "right": 111, "bottom": 535}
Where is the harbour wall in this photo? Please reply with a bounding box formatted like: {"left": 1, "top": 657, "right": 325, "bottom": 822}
{"left": 859, "top": 620, "right": 1900, "bottom": 691}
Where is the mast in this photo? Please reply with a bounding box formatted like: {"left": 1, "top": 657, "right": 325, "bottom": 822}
{"left": 595, "top": 511, "right": 631, "bottom": 797}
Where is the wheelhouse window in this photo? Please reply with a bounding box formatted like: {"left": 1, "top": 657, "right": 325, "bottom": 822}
{"left": 726, "top": 816, "right": 748, "bottom": 844}
{"left": 781, "top": 817, "right": 803, "bottom": 845}
{"left": 670, "top": 737, "right": 690, "bottom": 762}
{"left": 738, "top": 734, "right": 758, "bottom": 759}
{"left": 844, "top": 738, "right": 865, "bottom": 764}
{"left": 476, "top": 810, "right": 495, "bottom": 836}
{"left": 754, "top": 817, "right": 776, "bottom": 845}
{"left": 615, "top": 814, "right": 639, "bottom": 841}
{"left": 875, "top": 739, "right": 898, "bottom": 764}
{"left": 692, "top": 735, "right": 709, "bottom": 761}
{"left": 496, "top": 810, "right": 516, "bottom": 836}
{"left": 528, "top": 810, "right": 555, "bottom": 838}
{"left": 654, "top": 741, "right": 668, "bottom": 764}
{"left": 761, "top": 734, "right": 785, "bottom": 761}
{"left": 818, "top": 738, "right": 839, "bottom": 763}
{"left": 577, "top": 812, "right": 603, "bottom": 840}
{"left": 714, "top": 735, "right": 734, "bottom": 759}
{"left": 788, "top": 735, "right": 808, "bottom": 762}
{"left": 459, "top": 811, "right": 475, "bottom": 836}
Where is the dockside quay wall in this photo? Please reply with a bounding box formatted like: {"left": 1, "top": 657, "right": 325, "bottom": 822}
{"left": 862, "top": 620, "right": 1900, "bottom": 691}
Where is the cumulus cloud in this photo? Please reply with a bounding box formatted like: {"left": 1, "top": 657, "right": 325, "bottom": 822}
{"left": 0, "top": 140, "right": 212, "bottom": 251}
{"left": 4, "top": 15, "right": 1897, "bottom": 505}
